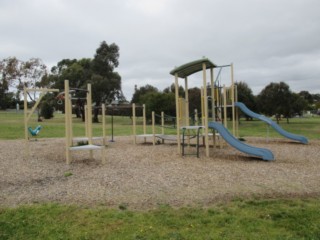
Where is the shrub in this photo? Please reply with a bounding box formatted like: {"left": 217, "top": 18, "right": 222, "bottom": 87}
{"left": 41, "top": 102, "right": 54, "bottom": 119}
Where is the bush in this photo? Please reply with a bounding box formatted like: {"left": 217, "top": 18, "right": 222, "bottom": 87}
{"left": 41, "top": 102, "right": 54, "bottom": 119}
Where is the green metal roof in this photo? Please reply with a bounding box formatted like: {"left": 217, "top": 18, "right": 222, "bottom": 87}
{"left": 170, "top": 58, "right": 217, "bottom": 78}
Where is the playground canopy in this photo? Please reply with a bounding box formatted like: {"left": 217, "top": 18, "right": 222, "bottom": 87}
{"left": 170, "top": 58, "right": 217, "bottom": 78}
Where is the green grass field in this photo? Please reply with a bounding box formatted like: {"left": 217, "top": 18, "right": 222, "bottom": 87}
{"left": 1, "top": 199, "right": 320, "bottom": 239}
{"left": 1, "top": 110, "right": 320, "bottom": 239}
{"left": 0, "top": 110, "right": 319, "bottom": 140}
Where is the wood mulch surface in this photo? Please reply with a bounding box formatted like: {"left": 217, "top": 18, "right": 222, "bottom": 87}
{"left": 1, "top": 136, "right": 319, "bottom": 210}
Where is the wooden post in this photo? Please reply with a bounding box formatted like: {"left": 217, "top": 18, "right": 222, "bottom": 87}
{"left": 24, "top": 87, "right": 29, "bottom": 158}
{"left": 231, "top": 63, "right": 236, "bottom": 136}
{"left": 234, "top": 84, "right": 239, "bottom": 138}
{"left": 223, "top": 85, "right": 227, "bottom": 128}
{"left": 203, "top": 63, "right": 209, "bottom": 157}
{"left": 65, "top": 80, "right": 71, "bottom": 164}
{"left": 210, "top": 68, "right": 215, "bottom": 121}
{"left": 184, "top": 77, "right": 189, "bottom": 127}
{"left": 175, "top": 73, "right": 181, "bottom": 154}
{"left": 201, "top": 87, "right": 205, "bottom": 127}
{"left": 87, "top": 83, "right": 93, "bottom": 160}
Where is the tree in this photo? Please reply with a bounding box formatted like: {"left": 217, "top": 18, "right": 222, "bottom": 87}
{"left": 291, "top": 93, "right": 308, "bottom": 116}
{"left": 163, "top": 83, "right": 185, "bottom": 96}
{"left": 92, "top": 41, "right": 119, "bottom": 76}
{"left": 0, "top": 57, "right": 47, "bottom": 114}
{"left": 0, "top": 57, "right": 21, "bottom": 109}
{"left": 46, "top": 41, "right": 122, "bottom": 122}
{"left": 131, "top": 84, "right": 159, "bottom": 104}
{"left": 257, "top": 82, "right": 293, "bottom": 123}
{"left": 40, "top": 101, "right": 54, "bottom": 119}
{"left": 91, "top": 41, "right": 121, "bottom": 122}
{"left": 298, "top": 90, "right": 314, "bottom": 112}
{"left": 188, "top": 87, "right": 201, "bottom": 118}
{"left": 299, "top": 90, "right": 313, "bottom": 104}
{"left": 0, "top": 62, "right": 9, "bottom": 109}
{"left": 140, "top": 91, "right": 176, "bottom": 122}
{"left": 235, "top": 81, "right": 256, "bottom": 120}
{"left": 47, "top": 58, "right": 93, "bottom": 118}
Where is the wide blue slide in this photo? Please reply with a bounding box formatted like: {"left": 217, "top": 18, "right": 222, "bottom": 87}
{"left": 235, "top": 102, "right": 308, "bottom": 144}
{"left": 208, "top": 122, "right": 274, "bottom": 161}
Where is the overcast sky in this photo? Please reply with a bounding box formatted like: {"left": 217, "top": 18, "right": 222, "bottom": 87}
{"left": 1, "top": 0, "right": 320, "bottom": 100}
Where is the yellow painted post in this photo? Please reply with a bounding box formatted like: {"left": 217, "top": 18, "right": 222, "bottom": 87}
{"left": 87, "top": 84, "right": 92, "bottom": 144}
{"left": 23, "top": 87, "right": 29, "bottom": 158}
{"left": 210, "top": 68, "right": 215, "bottom": 121}
{"left": 65, "top": 80, "right": 71, "bottom": 164}
{"left": 87, "top": 83, "right": 93, "bottom": 159}
{"left": 200, "top": 87, "right": 205, "bottom": 127}
{"left": 223, "top": 85, "right": 227, "bottom": 128}
{"left": 210, "top": 68, "right": 216, "bottom": 148}
{"left": 203, "top": 63, "right": 209, "bottom": 157}
{"left": 179, "top": 98, "right": 185, "bottom": 126}
{"left": 132, "top": 103, "right": 136, "bottom": 144}
{"left": 234, "top": 84, "right": 239, "bottom": 138}
{"left": 231, "top": 63, "right": 236, "bottom": 136}
{"left": 101, "top": 103, "right": 106, "bottom": 164}
{"left": 174, "top": 73, "right": 181, "bottom": 154}
{"left": 217, "top": 87, "right": 221, "bottom": 121}
{"left": 184, "top": 77, "right": 189, "bottom": 127}
{"left": 69, "top": 96, "right": 73, "bottom": 144}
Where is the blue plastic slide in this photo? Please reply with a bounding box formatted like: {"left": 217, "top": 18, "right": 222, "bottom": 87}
{"left": 235, "top": 102, "right": 308, "bottom": 144}
{"left": 208, "top": 122, "right": 274, "bottom": 161}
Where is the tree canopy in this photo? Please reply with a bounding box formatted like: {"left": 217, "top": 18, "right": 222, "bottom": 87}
{"left": 235, "top": 81, "right": 257, "bottom": 120}
{"left": 45, "top": 41, "right": 122, "bottom": 122}
{"left": 257, "top": 82, "right": 307, "bottom": 123}
{"left": 1, "top": 43, "right": 319, "bottom": 124}
{"left": 0, "top": 57, "right": 47, "bottom": 110}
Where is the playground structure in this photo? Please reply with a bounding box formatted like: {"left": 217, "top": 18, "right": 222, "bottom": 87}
{"left": 170, "top": 59, "right": 239, "bottom": 157}
{"left": 234, "top": 102, "right": 308, "bottom": 144}
{"left": 169, "top": 58, "right": 308, "bottom": 161}
{"left": 63, "top": 80, "right": 106, "bottom": 164}
{"left": 132, "top": 103, "right": 179, "bottom": 145}
{"left": 23, "top": 81, "right": 107, "bottom": 164}
{"left": 24, "top": 86, "right": 59, "bottom": 156}
{"left": 23, "top": 60, "right": 308, "bottom": 163}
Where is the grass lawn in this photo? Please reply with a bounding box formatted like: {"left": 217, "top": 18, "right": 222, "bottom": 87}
{"left": 0, "top": 110, "right": 319, "bottom": 140}
{"left": 1, "top": 110, "right": 320, "bottom": 239}
{"left": 237, "top": 116, "right": 320, "bottom": 140}
{"left": 1, "top": 199, "right": 320, "bottom": 239}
